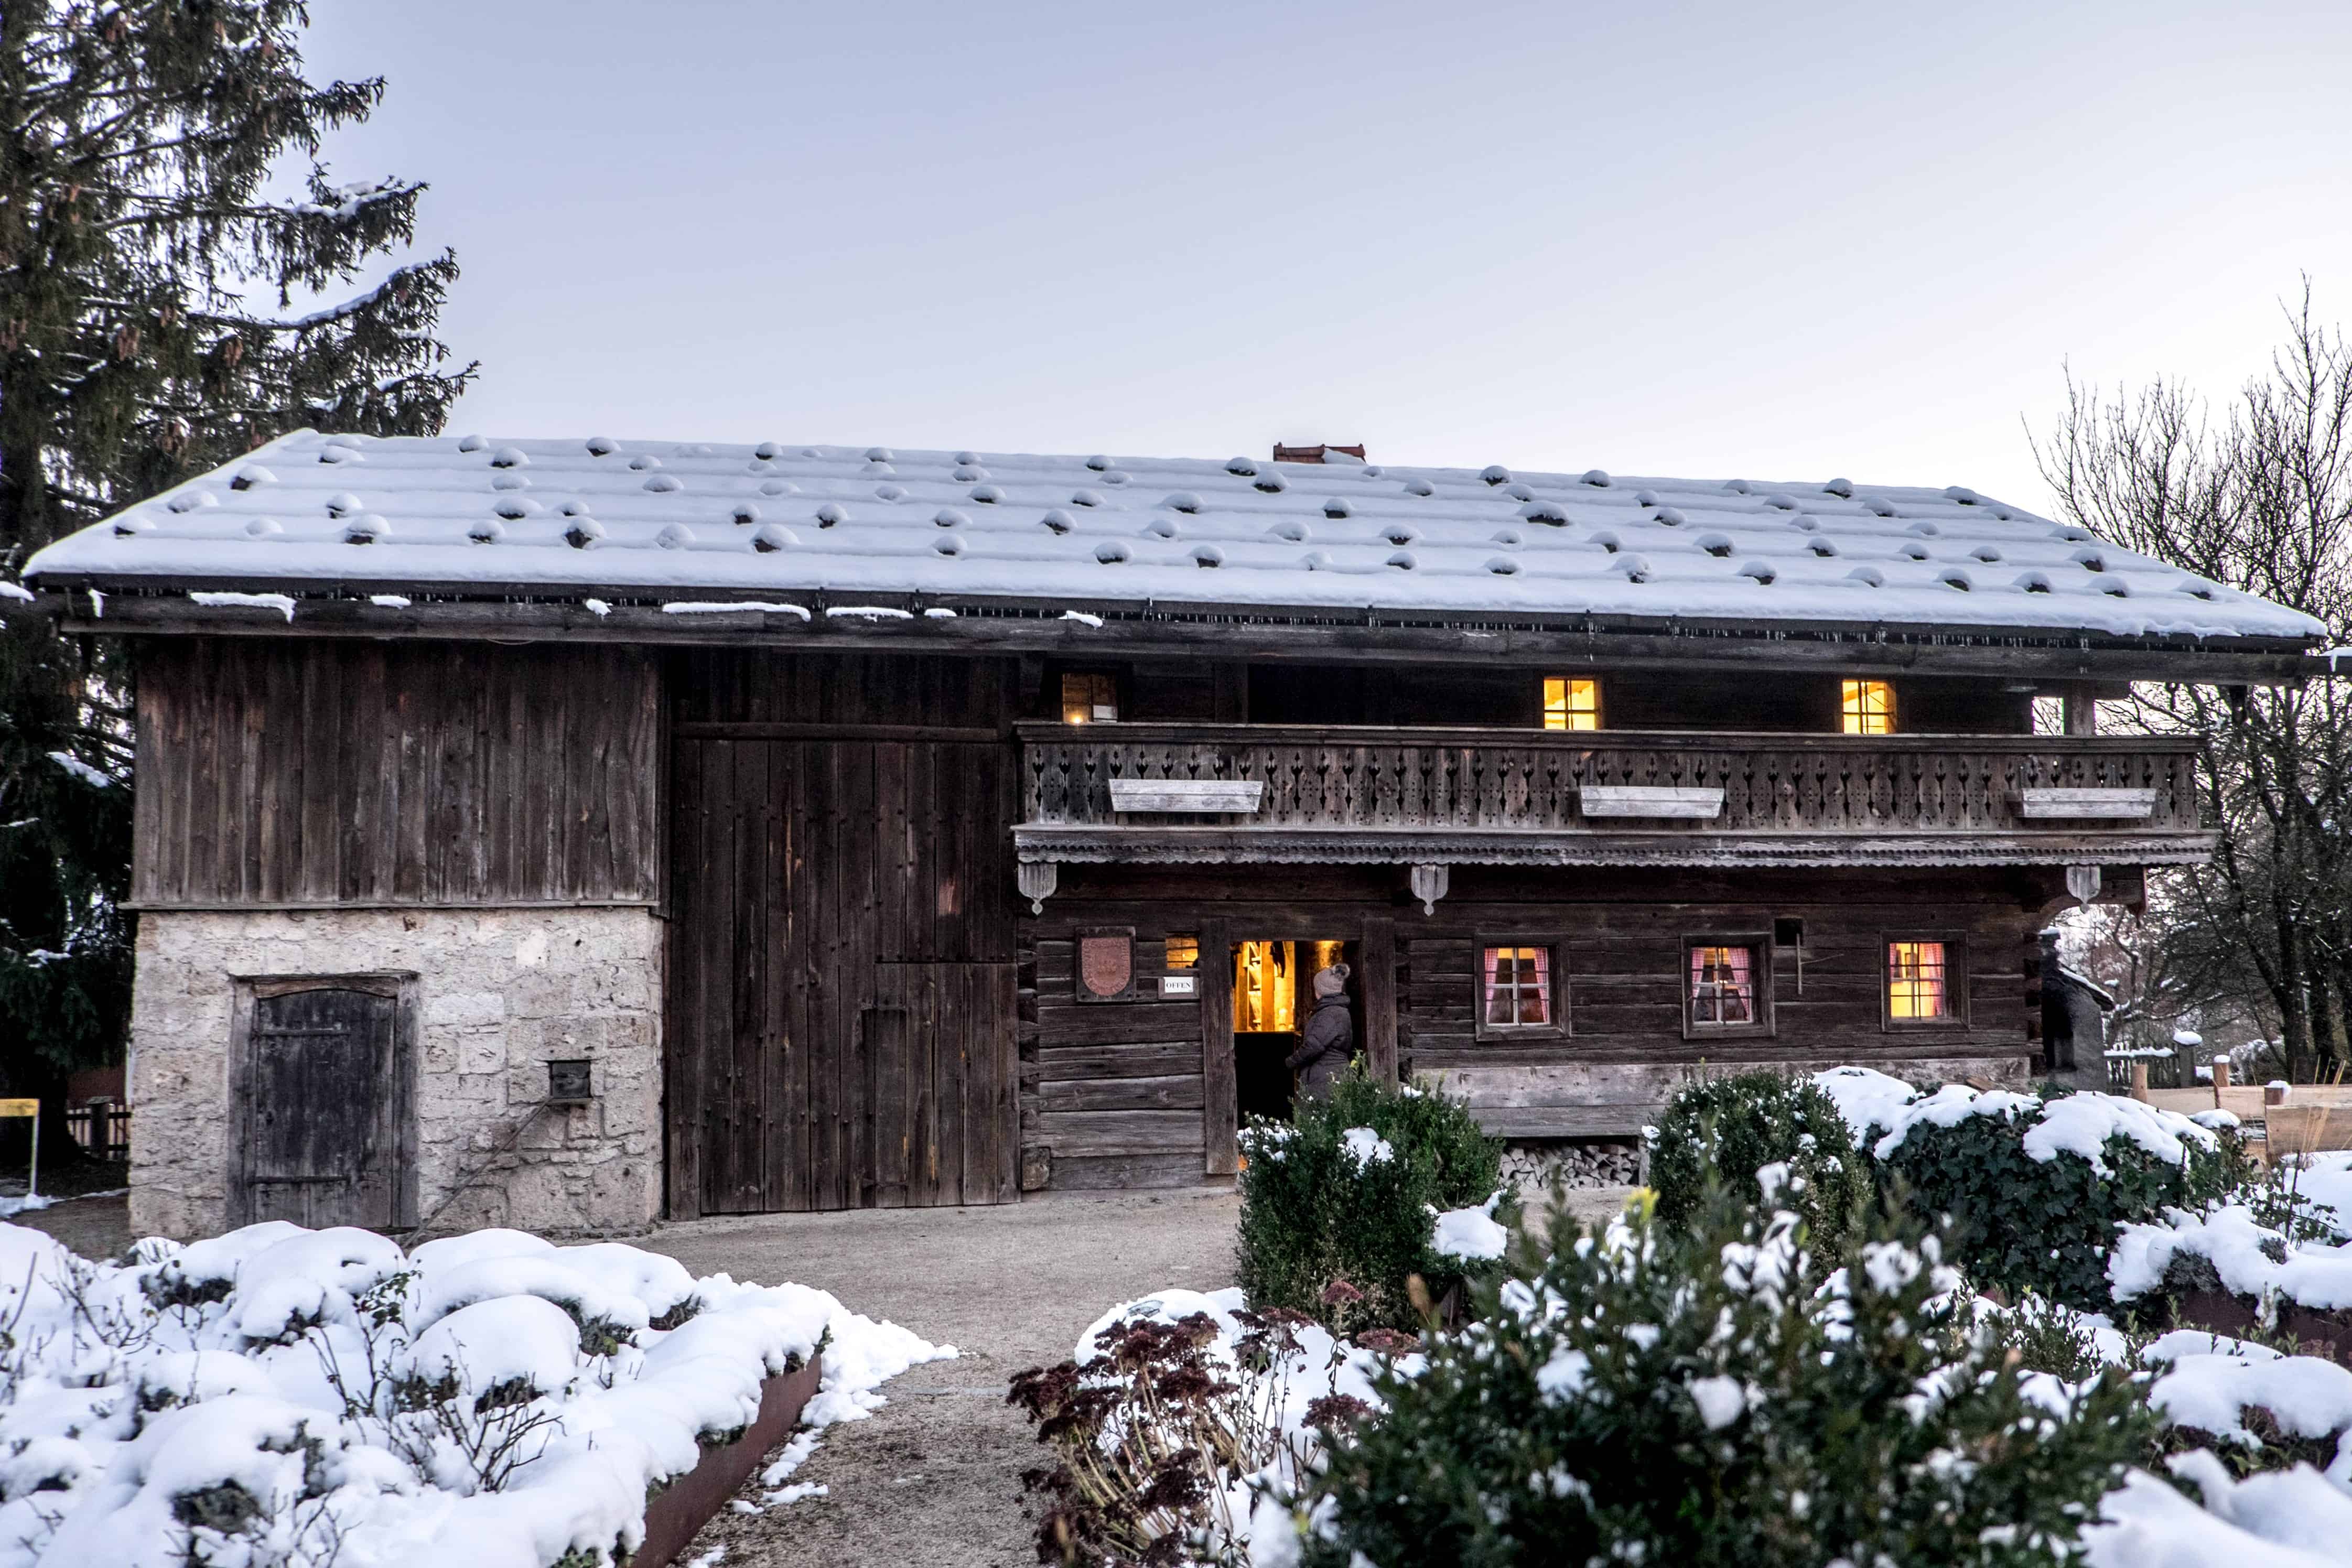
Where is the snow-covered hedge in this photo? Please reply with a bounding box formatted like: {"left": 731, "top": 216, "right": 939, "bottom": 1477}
{"left": 1236, "top": 1070, "right": 1505, "bottom": 1334}
{"left": 1827, "top": 1073, "right": 2243, "bottom": 1309}
{"left": 1277, "top": 1184, "right": 2154, "bottom": 1568}
{"left": 1645, "top": 1070, "right": 1875, "bottom": 1252}
{"left": 0, "top": 1220, "right": 947, "bottom": 1567}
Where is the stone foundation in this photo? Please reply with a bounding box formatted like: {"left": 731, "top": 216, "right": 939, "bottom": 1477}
{"left": 1502, "top": 1138, "right": 1644, "bottom": 1197}
{"left": 129, "top": 907, "right": 663, "bottom": 1241}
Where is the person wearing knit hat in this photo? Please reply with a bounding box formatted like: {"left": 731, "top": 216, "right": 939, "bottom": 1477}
{"left": 1285, "top": 961, "right": 1356, "bottom": 1103}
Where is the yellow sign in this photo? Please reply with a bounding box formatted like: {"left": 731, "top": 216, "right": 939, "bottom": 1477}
{"left": 0, "top": 1100, "right": 36, "bottom": 1118}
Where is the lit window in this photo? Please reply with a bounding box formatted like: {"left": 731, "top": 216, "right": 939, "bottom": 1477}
{"left": 1888, "top": 940, "right": 1950, "bottom": 1020}
{"left": 1482, "top": 946, "right": 1552, "bottom": 1028}
{"left": 1164, "top": 934, "right": 1200, "bottom": 970}
{"left": 1688, "top": 944, "right": 1759, "bottom": 1027}
{"left": 1061, "top": 672, "right": 1117, "bottom": 724}
{"left": 1543, "top": 676, "right": 1601, "bottom": 730}
{"left": 1841, "top": 679, "right": 1895, "bottom": 734}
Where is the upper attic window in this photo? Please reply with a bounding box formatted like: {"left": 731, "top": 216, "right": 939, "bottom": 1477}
{"left": 1060, "top": 672, "right": 1117, "bottom": 724}
{"left": 1841, "top": 680, "right": 1895, "bottom": 735}
{"left": 1542, "top": 677, "right": 1601, "bottom": 731}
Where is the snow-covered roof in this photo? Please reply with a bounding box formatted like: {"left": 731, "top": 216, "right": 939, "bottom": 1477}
{"left": 2055, "top": 961, "right": 2119, "bottom": 1010}
{"left": 24, "top": 429, "right": 2325, "bottom": 643}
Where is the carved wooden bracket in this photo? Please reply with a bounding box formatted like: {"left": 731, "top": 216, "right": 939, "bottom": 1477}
{"left": 1410, "top": 862, "right": 1450, "bottom": 916}
{"left": 1017, "top": 861, "right": 1058, "bottom": 914}
{"left": 2066, "top": 864, "right": 2101, "bottom": 904}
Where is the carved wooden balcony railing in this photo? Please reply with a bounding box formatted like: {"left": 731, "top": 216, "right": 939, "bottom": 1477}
{"left": 1011, "top": 722, "right": 2210, "bottom": 871}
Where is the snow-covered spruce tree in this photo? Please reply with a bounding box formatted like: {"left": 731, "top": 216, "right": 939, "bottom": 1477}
{"left": 1291, "top": 1183, "right": 2153, "bottom": 1568}
{"left": 0, "top": 2, "right": 472, "bottom": 1153}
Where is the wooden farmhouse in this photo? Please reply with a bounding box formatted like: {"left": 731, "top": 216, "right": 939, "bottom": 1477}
{"left": 23, "top": 432, "right": 2323, "bottom": 1238}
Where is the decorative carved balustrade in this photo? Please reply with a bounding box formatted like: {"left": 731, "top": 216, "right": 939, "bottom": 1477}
{"left": 1012, "top": 722, "right": 2209, "bottom": 870}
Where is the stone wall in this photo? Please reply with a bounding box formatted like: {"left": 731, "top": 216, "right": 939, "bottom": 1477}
{"left": 129, "top": 907, "right": 663, "bottom": 1240}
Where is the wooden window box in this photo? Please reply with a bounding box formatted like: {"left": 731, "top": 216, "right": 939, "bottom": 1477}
{"left": 1107, "top": 778, "right": 1266, "bottom": 813}
{"left": 1580, "top": 785, "right": 1725, "bottom": 820}
{"left": 2014, "top": 787, "right": 2157, "bottom": 819}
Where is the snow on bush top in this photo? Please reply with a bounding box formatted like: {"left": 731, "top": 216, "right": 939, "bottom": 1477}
{"left": 1863, "top": 1081, "right": 2220, "bottom": 1176}
{"left": 2109, "top": 1204, "right": 2352, "bottom": 1311}
{"left": 0, "top": 1220, "right": 948, "bottom": 1567}
{"left": 21, "top": 432, "right": 2323, "bottom": 643}
{"left": 1809, "top": 1065, "right": 1923, "bottom": 1144}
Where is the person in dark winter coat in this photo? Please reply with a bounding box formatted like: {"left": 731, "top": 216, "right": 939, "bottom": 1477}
{"left": 1286, "top": 963, "right": 1355, "bottom": 1102}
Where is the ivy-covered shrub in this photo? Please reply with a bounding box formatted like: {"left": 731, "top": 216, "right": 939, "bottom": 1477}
{"left": 1236, "top": 1068, "right": 1504, "bottom": 1333}
{"left": 1874, "top": 1087, "right": 2245, "bottom": 1311}
{"left": 1646, "top": 1070, "right": 1876, "bottom": 1253}
{"left": 1289, "top": 1185, "right": 2155, "bottom": 1568}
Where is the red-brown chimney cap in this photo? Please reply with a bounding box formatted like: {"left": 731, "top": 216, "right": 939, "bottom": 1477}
{"left": 1271, "top": 443, "right": 1367, "bottom": 464}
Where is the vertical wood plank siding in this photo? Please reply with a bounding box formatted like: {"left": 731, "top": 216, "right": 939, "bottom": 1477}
{"left": 663, "top": 651, "right": 1023, "bottom": 1216}
{"left": 134, "top": 640, "right": 660, "bottom": 906}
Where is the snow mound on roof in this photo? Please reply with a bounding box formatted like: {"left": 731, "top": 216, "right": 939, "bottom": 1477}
{"left": 0, "top": 1218, "right": 949, "bottom": 1567}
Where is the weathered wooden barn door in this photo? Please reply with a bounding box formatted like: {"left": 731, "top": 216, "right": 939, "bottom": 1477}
{"left": 668, "top": 735, "right": 1018, "bottom": 1215}
{"left": 230, "top": 978, "right": 415, "bottom": 1228}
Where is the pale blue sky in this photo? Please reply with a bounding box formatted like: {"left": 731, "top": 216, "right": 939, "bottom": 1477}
{"left": 299, "top": 0, "right": 2352, "bottom": 515}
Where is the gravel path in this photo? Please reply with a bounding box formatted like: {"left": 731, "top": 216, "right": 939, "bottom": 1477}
{"left": 645, "top": 1187, "right": 1242, "bottom": 1568}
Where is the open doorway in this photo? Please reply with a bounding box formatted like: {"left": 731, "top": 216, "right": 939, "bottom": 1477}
{"left": 1231, "top": 938, "right": 1355, "bottom": 1123}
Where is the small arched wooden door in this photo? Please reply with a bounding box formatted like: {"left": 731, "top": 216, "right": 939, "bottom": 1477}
{"left": 229, "top": 976, "right": 417, "bottom": 1229}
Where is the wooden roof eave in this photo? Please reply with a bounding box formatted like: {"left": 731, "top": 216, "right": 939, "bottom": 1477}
{"left": 29, "top": 583, "right": 2321, "bottom": 686}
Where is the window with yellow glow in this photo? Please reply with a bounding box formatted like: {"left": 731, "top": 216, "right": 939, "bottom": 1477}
{"left": 1542, "top": 677, "right": 1601, "bottom": 730}
{"left": 1164, "top": 934, "right": 1200, "bottom": 970}
{"left": 1061, "top": 672, "right": 1117, "bottom": 724}
{"left": 1840, "top": 679, "right": 1895, "bottom": 734}
{"left": 1887, "top": 940, "right": 1949, "bottom": 1020}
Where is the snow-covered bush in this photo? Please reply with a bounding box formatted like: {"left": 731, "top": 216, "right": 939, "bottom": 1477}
{"left": 1646, "top": 1070, "right": 1875, "bottom": 1253}
{"left": 0, "top": 1220, "right": 946, "bottom": 1567}
{"left": 1285, "top": 1187, "right": 2153, "bottom": 1568}
{"left": 1870, "top": 1083, "right": 2243, "bottom": 1310}
{"left": 1007, "top": 1288, "right": 1402, "bottom": 1568}
{"left": 1235, "top": 1069, "right": 1504, "bottom": 1334}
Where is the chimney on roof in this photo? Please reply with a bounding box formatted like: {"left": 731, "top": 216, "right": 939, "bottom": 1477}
{"left": 1271, "top": 443, "right": 1367, "bottom": 465}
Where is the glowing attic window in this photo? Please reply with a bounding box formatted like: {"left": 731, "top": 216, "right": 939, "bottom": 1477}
{"left": 1542, "top": 677, "right": 1601, "bottom": 731}
{"left": 1060, "top": 672, "right": 1117, "bottom": 724}
{"left": 1840, "top": 679, "right": 1895, "bottom": 735}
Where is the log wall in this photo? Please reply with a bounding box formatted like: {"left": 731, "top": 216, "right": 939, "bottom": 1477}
{"left": 1021, "top": 863, "right": 2050, "bottom": 1187}
{"left": 133, "top": 639, "right": 660, "bottom": 907}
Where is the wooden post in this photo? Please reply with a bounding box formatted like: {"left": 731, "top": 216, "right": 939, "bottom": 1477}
{"left": 1200, "top": 917, "right": 1237, "bottom": 1176}
{"left": 2211, "top": 1057, "right": 2232, "bottom": 1097}
{"left": 1361, "top": 915, "right": 1398, "bottom": 1085}
{"left": 2063, "top": 683, "right": 2099, "bottom": 736}
{"left": 2130, "top": 1059, "right": 2151, "bottom": 1101}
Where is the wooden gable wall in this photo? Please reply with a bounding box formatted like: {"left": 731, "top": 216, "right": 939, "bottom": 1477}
{"left": 133, "top": 640, "right": 661, "bottom": 907}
